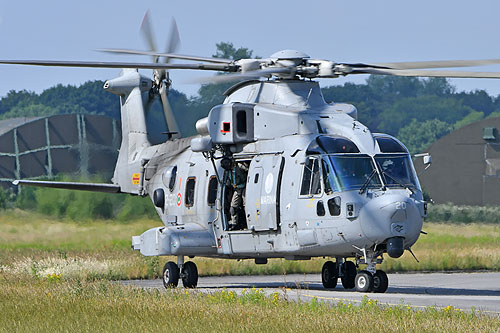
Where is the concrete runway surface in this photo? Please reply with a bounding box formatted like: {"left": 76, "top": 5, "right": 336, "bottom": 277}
{"left": 120, "top": 272, "right": 500, "bottom": 314}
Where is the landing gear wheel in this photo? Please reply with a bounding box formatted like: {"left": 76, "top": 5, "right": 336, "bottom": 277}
{"left": 162, "top": 261, "right": 179, "bottom": 288}
{"left": 182, "top": 261, "right": 198, "bottom": 288}
{"left": 372, "top": 270, "right": 388, "bottom": 293}
{"left": 321, "top": 261, "right": 338, "bottom": 288}
{"left": 355, "top": 270, "right": 373, "bottom": 292}
{"left": 341, "top": 261, "right": 356, "bottom": 289}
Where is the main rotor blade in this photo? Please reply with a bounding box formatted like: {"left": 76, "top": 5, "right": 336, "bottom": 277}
{"left": 159, "top": 83, "right": 180, "bottom": 139}
{"left": 0, "top": 60, "right": 235, "bottom": 71}
{"left": 350, "top": 67, "right": 500, "bottom": 79}
{"left": 195, "top": 67, "right": 292, "bottom": 84}
{"left": 96, "top": 48, "right": 232, "bottom": 64}
{"left": 348, "top": 59, "right": 500, "bottom": 70}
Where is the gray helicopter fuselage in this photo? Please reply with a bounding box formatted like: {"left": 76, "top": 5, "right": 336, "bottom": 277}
{"left": 131, "top": 79, "right": 425, "bottom": 262}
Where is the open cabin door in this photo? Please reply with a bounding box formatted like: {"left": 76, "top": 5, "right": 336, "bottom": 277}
{"left": 246, "top": 154, "right": 285, "bottom": 231}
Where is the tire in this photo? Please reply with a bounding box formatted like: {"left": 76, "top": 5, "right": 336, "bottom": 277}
{"left": 321, "top": 261, "right": 338, "bottom": 289}
{"left": 355, "top": 270, "right": 373, "bottom": 292}
{"left": 341, "top": 261, "right": 356, "bottom": 289}
{"left": 372, "top": 270, "right": 389, "bottom": 293}
{"left": 182, "top": 261, "right": 198, "bottom": 288}
{"left": 162, "top": 261, "right": 179, "bottom": 288}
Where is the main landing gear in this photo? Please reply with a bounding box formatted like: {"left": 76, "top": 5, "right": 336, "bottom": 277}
{"left": 162, "top": 256, "right": 199, "bottom": 289}
{"left": 321, "top": 258, "right": 388, "bottom": 293}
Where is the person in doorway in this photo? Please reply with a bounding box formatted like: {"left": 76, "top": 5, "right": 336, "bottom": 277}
{"left": 230, "top": 161, "right": 248, "bottom": 229}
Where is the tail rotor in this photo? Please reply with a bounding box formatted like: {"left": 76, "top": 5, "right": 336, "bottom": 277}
{"left": 140, "top": 10, "right": 180, "bottom": 139}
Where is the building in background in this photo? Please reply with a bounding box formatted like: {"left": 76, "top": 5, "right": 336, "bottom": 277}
{"left": 417, "top": 117, "right": 500, "bottom": 206}
{"left": 0, "top": 114, "right": 121, "bottom": 187}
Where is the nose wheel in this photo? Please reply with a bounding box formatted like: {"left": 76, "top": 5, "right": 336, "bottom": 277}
{"left": 322, "top": 259, "right": 389, "bottom": 293}
{"left": 354, "top": 270, "right": 388, "bottom": 293}
{"left": 355, "top": 270, "right": 373, "bottom": 292}
{"left": 372, "top": 270, "right": 388, "bottom": 293}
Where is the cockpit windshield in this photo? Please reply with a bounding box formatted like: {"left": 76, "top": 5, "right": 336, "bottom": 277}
{"left": 324, "top": 154, "right": 382, "bottom": 192}
{"left": 374, "top": 154, "right": 420, "bottom": 190}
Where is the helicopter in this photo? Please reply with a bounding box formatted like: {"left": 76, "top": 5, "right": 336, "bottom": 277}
{"left": 5, "top": 15, "right": 500, "bottom": 293}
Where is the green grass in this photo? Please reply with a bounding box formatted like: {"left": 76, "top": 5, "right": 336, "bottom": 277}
{"left": 1, "top": 210, "right": 500, "bottom": 281}
{"left": 0, "top": 276, "right": 497, "bottom": 332}
{"left": 1, "top": 210, "right": 500, "bottom": 331}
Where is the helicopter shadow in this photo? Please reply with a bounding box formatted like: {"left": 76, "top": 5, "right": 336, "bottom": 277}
{"left": 201, "top": 281, "right": 500, "bottom": 297}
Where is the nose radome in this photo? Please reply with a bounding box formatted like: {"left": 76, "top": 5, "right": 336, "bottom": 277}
{"left": 359, "top": 194, "right": 422, "bottom": 245}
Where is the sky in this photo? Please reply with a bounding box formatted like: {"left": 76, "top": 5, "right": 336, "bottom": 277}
{"left": 2, "top": 1, "right": 500, "bottom": 100}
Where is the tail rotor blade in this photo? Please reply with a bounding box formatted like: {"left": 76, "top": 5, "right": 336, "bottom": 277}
{"left": 166, "top": 19, "right": 181, "bottom": 56}
{"left": 159, "top": 83, "right": 180, "bottom": 139}
{"left": 159, "top": 18, "right": 181, "bottom": 82}
{"left": 140, "top": 10, "right": 157, "bottom": 55}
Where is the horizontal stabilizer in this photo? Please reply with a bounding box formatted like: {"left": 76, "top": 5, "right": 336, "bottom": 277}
{"left": 12, "top": 180, "right": 121, "bottom": 193}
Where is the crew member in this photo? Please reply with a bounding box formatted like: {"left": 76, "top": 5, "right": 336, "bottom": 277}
{"left": 230, "top": 161, "right": 248, "bottom": 229}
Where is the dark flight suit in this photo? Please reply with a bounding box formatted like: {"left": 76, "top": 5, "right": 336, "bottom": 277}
{"left": 230, "top": 163, "right": 248, "bottom": 228}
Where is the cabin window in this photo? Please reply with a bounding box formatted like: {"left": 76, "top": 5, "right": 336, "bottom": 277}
{"left": 169, "top": 166, "right": 177, "bottom": 190}
{"left": 161, "top": 165, "right": 177, "bottom": 192}
{"left": 300, "top": 158, "right": 322, "bottom": 196}
{"left": 316, "top": 201, "right": 325, "bottom": 216}
{"left": 207, "top": 176, "right": 218, "bottom": 206}
{"left": 185, "top": 177, "right": 196, "bottom": 207}
{"left": 328, "top": 196, "right": 341, "bottom": 216}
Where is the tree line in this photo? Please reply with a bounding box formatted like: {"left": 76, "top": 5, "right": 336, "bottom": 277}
{"left": 1, "top": 42, "right": 500, "bottom": 153}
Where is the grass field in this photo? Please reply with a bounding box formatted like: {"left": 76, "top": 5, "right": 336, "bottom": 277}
{"left": 1, "top": 209, "right": 500, "bottom": 281}
{"left": 0, "top": 275, "right": 498, "bottom": 332}
{"left": 1, "top": 210, "right": 500, "bottom": 331}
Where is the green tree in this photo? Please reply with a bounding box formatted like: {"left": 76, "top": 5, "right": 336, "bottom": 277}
{"left": 454, "top": 110, "right": 484, "bottom": 129}
{"left": 377, "top": 95, "right": 474, "bottom": 135}
{"left": 398, "top": 118, "right": 453, "bottom": 154}
{"left": 190, "top": 42, "right": 257, "bottom": 126}
{"left": 213, "top": 42, "right": 253, "bottom": 60}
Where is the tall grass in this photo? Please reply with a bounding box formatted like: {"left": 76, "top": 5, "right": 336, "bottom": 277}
{"left": 1, "top": 212, "right": 500, "bottom": 280}
{"left": 0, "top": 277, "right": 497, "bottom": 332}
{"left": 427, "top": 203, "right": 500, "bottom": 223}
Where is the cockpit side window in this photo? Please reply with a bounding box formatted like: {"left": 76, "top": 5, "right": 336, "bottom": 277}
{"left": 321, "top": 159, "right": 333, "bottom": 195}
{"left": 311, "top": 159, "right": 321, "bottom": 195}
{"left": 300, "top": 157, "right": 322, "bottom": 196}
{"left": 300, "top": 159, "right": 313, "bottom": 196}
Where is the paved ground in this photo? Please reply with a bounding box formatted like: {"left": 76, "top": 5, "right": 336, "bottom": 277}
{"left": 120, "top": 272, "right": 500, "bottom": 314}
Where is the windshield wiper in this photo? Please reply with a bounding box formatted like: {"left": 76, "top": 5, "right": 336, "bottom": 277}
{"left": 359, "top": 169, "right": 377, "bottom": 194}
{"left": 381, "top": 171, "right": 414, "bottom": 194}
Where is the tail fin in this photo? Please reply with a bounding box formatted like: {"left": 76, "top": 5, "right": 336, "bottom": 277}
{"left": 104, "top": 69, "right": 152, "bottom": 194}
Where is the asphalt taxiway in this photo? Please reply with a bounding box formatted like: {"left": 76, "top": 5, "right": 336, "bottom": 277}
{"left": 120, "top": 272, "right": 500, "bottom": 314}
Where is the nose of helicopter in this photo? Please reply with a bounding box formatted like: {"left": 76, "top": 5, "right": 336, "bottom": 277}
{"left": 358, "top": 193, "right": 423, "bottom": 256}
